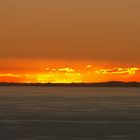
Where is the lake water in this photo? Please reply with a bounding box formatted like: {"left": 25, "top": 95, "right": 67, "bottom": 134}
{"left": 0, "top": 86, "right": 140, "bottom": 140}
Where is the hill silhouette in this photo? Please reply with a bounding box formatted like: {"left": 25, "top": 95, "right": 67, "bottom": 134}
{"left": 0, "top": 81, "right": 140, "bottom": 87}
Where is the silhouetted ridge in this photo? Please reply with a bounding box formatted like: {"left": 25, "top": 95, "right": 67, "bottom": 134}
{"left": 0, "top": 81, "right": 140, "bottom": 87}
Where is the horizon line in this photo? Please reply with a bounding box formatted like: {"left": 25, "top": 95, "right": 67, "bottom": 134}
{"left": 0, "top": 81, "right": 140, "bottom": 87}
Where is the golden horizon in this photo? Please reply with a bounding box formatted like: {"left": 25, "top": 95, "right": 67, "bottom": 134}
{"left": 0, "top": 66, "right": 139, "bottom": 83}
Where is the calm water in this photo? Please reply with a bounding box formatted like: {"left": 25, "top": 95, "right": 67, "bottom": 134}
{"left": 0, "top": 86, "right": 140, "bottom": 140}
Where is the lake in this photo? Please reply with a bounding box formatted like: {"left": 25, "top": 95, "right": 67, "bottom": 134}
{"left": 0, "top": 86, "right": 140, "bottom": 140}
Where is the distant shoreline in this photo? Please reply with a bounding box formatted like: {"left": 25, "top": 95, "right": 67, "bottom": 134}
{"left": 0, "top": 81, "right": 140, "bottom": 87}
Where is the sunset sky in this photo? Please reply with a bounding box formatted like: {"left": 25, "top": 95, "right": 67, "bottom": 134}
{"left": 0, "top": 1, "right": 140, "bottom": 83}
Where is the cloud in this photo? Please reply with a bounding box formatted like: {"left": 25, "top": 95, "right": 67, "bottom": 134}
{"left": 0, "top": 73, "right": 21, "bottom": 77}
{"left": 96, "top": 67, "right": 140, "bottom": 75}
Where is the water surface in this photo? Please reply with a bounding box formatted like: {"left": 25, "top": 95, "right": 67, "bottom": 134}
{"left": 0, "top": 86, "right": 140, "bottom": 140}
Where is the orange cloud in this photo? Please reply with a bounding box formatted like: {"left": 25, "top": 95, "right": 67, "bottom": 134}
{"left": 96, "top": 67, "right": 140, "bottom": 75}
{"left": 58, "top": 67, "right": 75, "bottom": 73}
{"left": 0, "top": 67, "right": 140, "bottom": 83}
{"left": 0, "top": 73, "right": 21, "bottom": 78}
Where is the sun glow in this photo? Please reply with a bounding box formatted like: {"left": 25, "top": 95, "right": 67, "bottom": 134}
{"left": 0, "top": 66, "right": 140, "bottom": 83}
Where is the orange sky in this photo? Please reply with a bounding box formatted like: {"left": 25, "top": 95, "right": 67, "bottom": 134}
{"left": 0, "top": 1, "right": 140, "bottom": 83}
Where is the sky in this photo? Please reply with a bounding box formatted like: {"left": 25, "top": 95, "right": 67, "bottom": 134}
{"left": 0, "top": 0, "right": 140, "bottom": 83}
